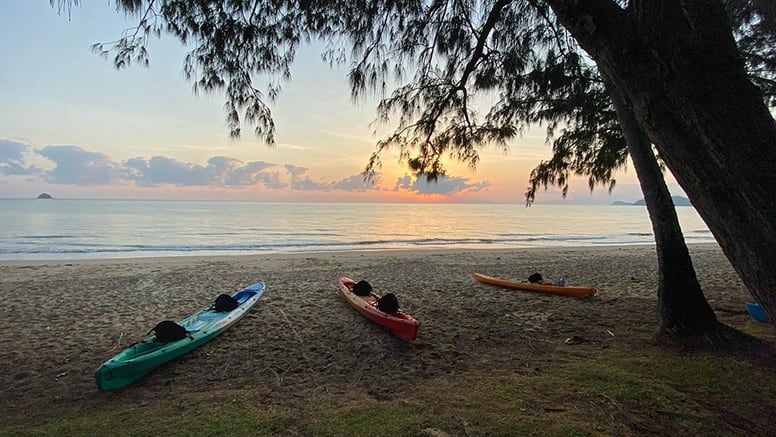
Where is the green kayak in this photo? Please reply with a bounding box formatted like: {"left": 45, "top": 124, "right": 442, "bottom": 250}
{"left": 95, "top": 281, "right": 265, "bottom": 390}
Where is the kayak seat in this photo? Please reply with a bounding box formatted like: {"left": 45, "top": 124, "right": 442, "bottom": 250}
{"left": 377, "top": 293, "right": 399, "bottom": 313}
{"left": 352, "top": 280, "right": 373, "bottom": 296}
{"left": 214, "top": 293, "right": 239, "bottom": 312}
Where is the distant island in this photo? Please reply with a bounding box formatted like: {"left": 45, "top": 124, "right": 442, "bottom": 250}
{"left": 37, "top": 193, "right": 53, "bottom": 199}
{"left": 612, "top": 195, "right": 691, "bottom": 206}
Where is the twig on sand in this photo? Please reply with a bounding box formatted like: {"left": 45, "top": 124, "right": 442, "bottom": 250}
{"left": 600, "top": 393, "right": 642, "bottom": 427}
{"left": 108, "top": 332, "right": 124, "bottom": 352}
{"left": 260, "top": 364, "right": 285, "bottom": 385}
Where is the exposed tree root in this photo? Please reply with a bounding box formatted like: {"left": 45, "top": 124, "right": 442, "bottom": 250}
{"left": 656, "top": 322, "right": 776, "bottom": 369}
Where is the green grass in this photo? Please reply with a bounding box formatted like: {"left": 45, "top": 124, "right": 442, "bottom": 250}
{"left": 300, "top": 404, "right": 427, "bottom": 437}
{"left": 4, "top": 402, "right": 292, "bottom": 437}
{"left": 4, "top": 347, "right": 774, "bottom": 436}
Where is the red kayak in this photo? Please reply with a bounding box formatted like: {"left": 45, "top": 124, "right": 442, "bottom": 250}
{"left": 337, "top": 276, "right": 420, "bottom": 341}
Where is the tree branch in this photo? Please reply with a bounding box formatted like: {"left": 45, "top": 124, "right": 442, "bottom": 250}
{"left": 459, "top": 0, "right": 512, "bottom": 89}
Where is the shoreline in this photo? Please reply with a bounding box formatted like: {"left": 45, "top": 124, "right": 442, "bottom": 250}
{"left": 0, "top": 242, "right": 719, "bottom": 266}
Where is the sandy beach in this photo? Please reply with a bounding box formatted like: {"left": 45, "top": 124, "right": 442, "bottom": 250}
{"left": 0, "top": 243, "right": 772, "bottom": 433}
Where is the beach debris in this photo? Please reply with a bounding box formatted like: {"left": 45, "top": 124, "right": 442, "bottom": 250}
{"left": 564, "top": 335, "right": 587, "bottom": 345}
{"left": 606, "top": 329, "right": 615, "bottom": 337}
{"left": 55, "top": 371, "right": 68, "bottom": 379}
{"left": 108, "top": 332, "right": 124, "bottom": 352}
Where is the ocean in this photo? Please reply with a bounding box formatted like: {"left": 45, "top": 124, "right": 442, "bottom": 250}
{"left": 0, "top": 199, "right": 714, "bottom": 261}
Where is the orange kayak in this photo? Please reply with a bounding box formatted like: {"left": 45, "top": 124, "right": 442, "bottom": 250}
{"left": 337, "top": 276, "right": 420, "bottom": 341}
{"left": 473, "top": 273, "right": 596, "bottom": 297}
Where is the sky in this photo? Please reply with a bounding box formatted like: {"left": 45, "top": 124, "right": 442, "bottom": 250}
{"left": 0, "top": 2, "right": 677, "bottom": 204}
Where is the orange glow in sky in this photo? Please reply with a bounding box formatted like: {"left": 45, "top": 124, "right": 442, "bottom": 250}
{"left": 0, "top": 3, "right": 663, "bottom": 204}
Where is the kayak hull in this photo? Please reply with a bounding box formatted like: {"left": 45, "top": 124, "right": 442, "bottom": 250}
{"left": 473, "top": 273, "right": 596, "bottom": 297}
{"left": 337, "top": 276, "right": 420, "bottom": 341}
{"left": 95, "top": 281, "right": 265, "bottom": 390}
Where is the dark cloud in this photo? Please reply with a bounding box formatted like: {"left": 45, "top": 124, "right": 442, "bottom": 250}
{"left": 227, "top": 160, "right": 286, "bottom": 188}
{"left": 283, "top": 164, "right": 382, "bottom": 192}
{"left": 252, "top": 168, "right": 287, "bottom": 189}
{"left": 0, "top": 139, "right": 41, "bottom": 176}
{"left": 284, "top": 164, "right": 327, "bottom": 190}
{"left": 123, "top": 156, "right": 209, "bottom": 186}
{"left": 331, "top": 173, "right": 379, "bottom": 191}
{"left": 37, "top": 145, "right": 123, "bottom": 185}
{"left": 393, "top": 173, "right": 491, "bottom": 195}
{"left": 283, "top": 164, "right": 307, "bottom": 178}
{"left": 220, "top": 158, "right": 275, "bottom": 186}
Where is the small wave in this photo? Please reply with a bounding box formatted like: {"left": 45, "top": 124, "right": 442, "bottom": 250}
{"left": 0, "top": 233, "right": 674, "bottom": 259}
{"left": 18, "top": 235, "right": 79, "bottom": 240}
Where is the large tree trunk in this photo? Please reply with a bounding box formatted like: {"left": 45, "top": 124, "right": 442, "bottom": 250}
{"left": 550, "top": 0, "right": 776, "bottom": 327}
{"left": 606, "top": 80, "right": 719, "bottom": 337}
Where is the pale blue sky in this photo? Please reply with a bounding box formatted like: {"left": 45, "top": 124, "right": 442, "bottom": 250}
{"left": 0, "top": 1, "right": 662, "bottom": 203}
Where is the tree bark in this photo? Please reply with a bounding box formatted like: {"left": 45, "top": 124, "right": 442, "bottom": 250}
{"left": 606, "top": 79, "right": 720, "bottom": 337}
{"left": 550, "top": 0, "right": 776, "bottom": 327}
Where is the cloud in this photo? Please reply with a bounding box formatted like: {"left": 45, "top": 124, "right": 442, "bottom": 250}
{"left": 1, "top": 141, "right": 487, "bottom": 198}
{"left": 0, "top": 139, "right": 41, "bottom": 176}
{"left": 37, "top": 145, "right": 123, "bottom": 185}
{"left": 123, "top": 155, "right": 282, "bottom": 188}
{"left": 282, "top": 164, "right": 382, "bottom": 192}
{"left": 393, "top": 173, "right": 491, "bottom": 195}
{"left": 123, "top": 156, "right": 208, "bottom": 186}
{"left": 331, "top": 173, "right": 380, "bottom": 191}
{"left": 25, "top": 144, "right": 381, "bottom": 193}
{"left": 284, "top": 164, "right": 328, "bottom": 190}
{"left": 221, "top": 159, "right": 277, "bottom": 186}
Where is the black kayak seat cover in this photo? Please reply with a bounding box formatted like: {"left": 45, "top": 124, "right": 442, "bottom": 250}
{"left": 377, "top": 293, "right": 400, "bottom": 313}
{"left": 150, "top": 320, "right": 188, "bottom": 343}
{"left": 214, "top": 293, "right": 239, "bottom": 312}
{"left": 353, "top": 280, "right": 373, "bottom": 296}
{"left": 528, "top": 272, "right": 543, "bottom": 283}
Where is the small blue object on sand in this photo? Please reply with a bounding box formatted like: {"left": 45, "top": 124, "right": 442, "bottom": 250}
{"left": 746, "top": 302, "right": 769, "bottom": 323}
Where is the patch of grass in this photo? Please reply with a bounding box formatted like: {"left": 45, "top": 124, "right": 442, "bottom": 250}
{"left": 548, "top": 358, "right": 713, "bottom": 434}
{"left": 538, "top": 348, "right": 776, "bottom": 435}
{"left": 614, "top": 348, "right": 776, "bottom": 431}
{"left": 395, "top": 346, "right": 776, "bottom": 436}
{"left": 299, "top": 396, "right": 593, "bottom": 437}
{"left": 4, "top": 346, "right": 774, "bottom": 436}
{"left": 442, "top": 375, "right": 596, "bottom": 436}
{"left": 5, "top": 401, "right": 292, "bottom": 437}
{"left": 299, "top": 403, "right": 428, "bottom": 437}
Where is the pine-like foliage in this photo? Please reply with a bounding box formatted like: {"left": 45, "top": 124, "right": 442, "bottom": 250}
{"left": 51, "top": 1, "right": 774, "bottom": 199}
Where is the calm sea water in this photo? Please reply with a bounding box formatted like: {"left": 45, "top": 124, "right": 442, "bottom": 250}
{"left": 0, "top": 199, "right": 714, "bottom": 261}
